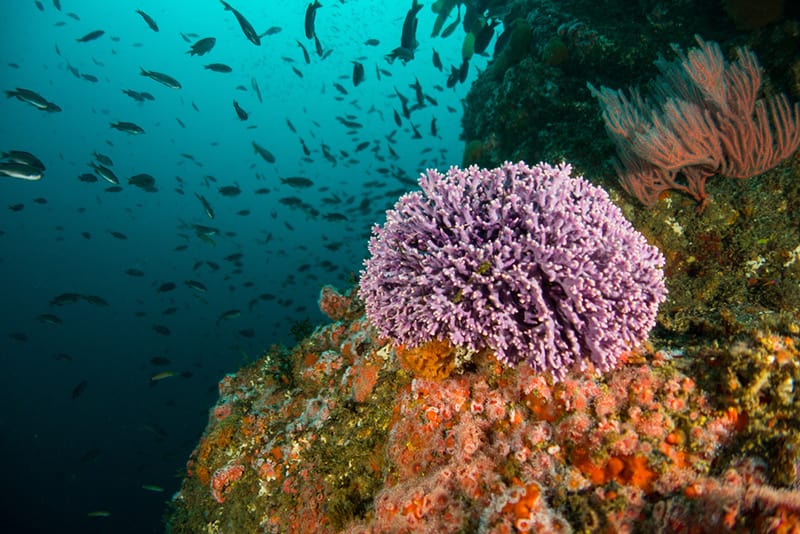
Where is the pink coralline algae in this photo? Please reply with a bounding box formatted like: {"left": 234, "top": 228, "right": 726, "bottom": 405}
{"left": 359, "top": 161, "right": 666, "bottom": 380}
{"left": 210, "top": 463, "right": 244, "bottom": 503}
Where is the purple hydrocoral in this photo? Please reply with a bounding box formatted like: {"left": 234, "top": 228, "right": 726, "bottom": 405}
{"left": 359, "top": 161, "right": 667, "bottom": 380}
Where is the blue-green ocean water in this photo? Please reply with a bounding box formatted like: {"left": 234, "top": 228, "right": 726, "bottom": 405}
{"left": 0, "top": 1, "right": 485, "bottom": 532}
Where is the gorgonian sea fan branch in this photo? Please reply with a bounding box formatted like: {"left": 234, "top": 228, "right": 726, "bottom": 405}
{"left": 359, "top": 161, "right": 667, "bottom": 380}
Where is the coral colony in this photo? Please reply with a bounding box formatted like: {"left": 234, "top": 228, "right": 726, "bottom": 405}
{"left": 359, "top": 161, "right": 667, "bottom": 380}
{"left": 168, "top": 164, "right": 800, "bottom": 531}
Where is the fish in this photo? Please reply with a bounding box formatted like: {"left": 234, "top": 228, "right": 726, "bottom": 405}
{"left": 37, "top": 313, "right": 62, "bottom": 325}
{"left": 110, "top": 231, "right": 127, "bottom": 240}
{"left": 400, "top": 0, "right": 423, "bottom": 56}
{"left": 2, "top": 150, "right": 44, "bottom": 170}
{"left": 87, "top": 511, "right": 111, "bottom": 518}
{"left": 83, "top": 295, "right": 109, "bottom": 306}
{"left": 50, "top": 292, "right": 82, "bottom": 306}
{"left": 252, "top": 141, "right": 276, "bottom": 163}
{"left": 153, "top": 325, "right": 171, "bottom": 336}
{"left": 76, "top": 30, "right": 105, "bottom": 42}
{"left": 150, "top": 356, "right": 171, "bottom": 366}
{"left": 297, "top": 41, "right": 310, "bottom": 64}
{"left": 142, "top": 484, "right": 164, "bottom": 493}
{"left": 195, "top": 193, "right": 215, "bottom": 219}
{"left": 305, "top": 1, "right": 322, "bottom": 40}
{"left": 184, "top": 280, "right": 207, "bottom": 293}
{"left": 125, "top": 268, "right": 145, "bottom": 277}
{"left": 280, "top": 176, "right": 314, "bottom": 188}
{"left": 251, "top": 78, "right": 262, "bottom": 103}
{"left": 218, "top": 184, "right": 241, "bottom": 196}
{"left": 264, "top": 26, "right": 282, "bottom": 36}
{"left": 220, "top": 1, "right": 260, "bottom": 46}
{"left": 92, "top": 151, "right": 113, "bottom": 166}
{"left": 432, "top": 49, "right": 443, "bottom": 71}
{"left": 91, "top": 164, "right": 119, "bottom": 184}
{"left": 333, "top": 82, "right": 348, "bottom": 95}
{"left": 80, "top": 73, "right": 99, "bottom": 83}
{"left": 110, "top": 121, "right": 145, "bottom": 134}
{"left": 216, "top": 309, "right": 241, "bottom": 325}
{"left": 364, "top": 38, "right": 380, "bottom": 46}
{"left": 128, "top": 173, "right": 157, "bottom": 191}
{"left": 122, "top": 89, "right": 154, "bottom": 102}
{"left": 239, "top": 328, "right": 255, "bottom": 338}
{"left": 205, "top": 63, "right": 232, "bottom": 73}
{"left": 136, "top": 9, "right": 159, "bottom": 32}
{"left": 5, "top": 87, "right": 61, "bottom": 111}
{"left": 474, "top": 19, "right": 499, "bottom": 55}
{"left": 140, "top": 68, "right": 181, "bottom": 89}
{"left": 150, "top": 370, "right": 177, "bottom": 382}
{"left": 352, "top": 61, "right": 364, "bottom": 87}
{"left": 71, "top": 380, "right": 88, "bottom": 399}
{"left": 440, "top": 6, "right": 461, "bottom": 38}
{"left": 187, "top": 37, "right": 216, "bottom": 56}
{"left": 233, "top": 100, "right": 248, "bottom": 120}
{"left": 0, "top": 162, "right": 43, "bottom": 181}
{"left": 157, "top": 282, "right": 176, "bottom": 293}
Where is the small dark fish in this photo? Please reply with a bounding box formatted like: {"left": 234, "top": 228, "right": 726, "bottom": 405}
{"left": 80, "top": 73, "right": 99, "bottom": 83}
{"left": 239, "top": 328, "right": 255, "bottom": 338}
{"left": 297, "top": 41, "right": 310, "bottom": 64}
{"left": 187, "top": 37, "right": 216, "bottom": 56}
{"left": 157, "top": 282, "right": 176, "bottom": 293}
{"left": 5, "top": 87, "right": 61, "bottom": 112}
{"left": 125, "top": 268, "right": 145, "bottom": 277}
{"left": 184, "top": 280, "right": 207, "bottom": 293}
{"left": 109, "top": 231, "right": 127, "bottom": 240}
{"left": 50, "top": 292, "right": 82, "bottom": 306}
{"left": 286, "top": 118, "right": 296, "bottom": 133}
{"left": 218, "top": 184, "right": 241, "bottom": 197}
{"left": 136, "top": 9, "right": 159, "bottom": 32}
{"left": 205, "top": 63, "right": 232, "bottom": 73}
{"left": 233, "top": 100, "right": 248, "bottom": 120}
{"left": 216, "top": 309, "right": 241, "bottom": 325}
{"left": 77, "top": 30, "right": 105, "bottom": 43}
{"left": 393, "top": 109, "right": 402, "bottom": 127}
{"left": 140, "top": 68, "right": 181, "bottom": 89}
{"left": 9, "top": 331, "right": 28, "bottom": 342}
{"left": 37, "top": 313, "right": 62, "bottom": 325}
{"left": 150, "top": 356, "right": 171, "bottom": 366}
{"left": 195, "top": 193, "right": 215, "bottom": 219}
{"left": 0, "top": 162, "right": 43, "bottom": 181}
{"left": 91, "top": 163, "right": 119, "bottom": 184}
{"left": 333, "top": 82, "right": 348, "bottom": 95}
{"left": 71, "top": 380, "right": 89, "bottom": 399}
{"left": 128, "top": 173, "right": 157, "bottom": 191}
{"left": 280, "top": 176, "right": 313, "bottom": 188}
{"left": 352, "top": 61, "right": 364, "bottom": 87}
{"left": 82, "top": 295, "right": 109, "bottom": 307}
{"left": 264, "top": 26, "right": 282, "bottom": 35}
{"left": 355, "top": 141, "right": 370, "bottom": 152}
{"left": 432, "top": 49, "right": 442, "bottom": 71}
{"left": 152, "top": 325, "right": 171, "bottom": 336}
{"left": 364, "top": 38, "right": 380, "bottom": 46}
{"left": 323, "top": 212, "right": 348, "bottom": 222}
{"left": 220, "top": 1, "right": 260, "bottom": 46}
{"left": 474, "top": 19, "right": 499, "bottom": 56}
{"left": 4, "top": 150, "right": 44, "bottom": 169}
{"left": 305, "top": 0, "right": 322, "bottom": 40}
{"left": 81, "top": 231, "right": 91, "bottom": 239}
{"left": 252, "top": 141, "right": 276, "bottom": 163}
{"left": 292, "top": 65, "right": 303, "bottom": 78}
{"left": 92, "top": 151, "right": 113, "bottom": 166}
{"left": 251, "top": 78, "right": 262, "bottom": 103}
{"left": 110, "top": 121, "right": 145, "bottom": 134}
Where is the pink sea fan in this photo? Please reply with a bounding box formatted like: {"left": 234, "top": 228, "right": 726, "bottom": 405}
{"left": 359, "top": 161, "right": 666, "bottom": 380}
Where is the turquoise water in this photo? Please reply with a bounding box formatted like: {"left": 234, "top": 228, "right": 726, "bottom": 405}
{"left": 0, "top": 1, "right": 483, "bottom": 532}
